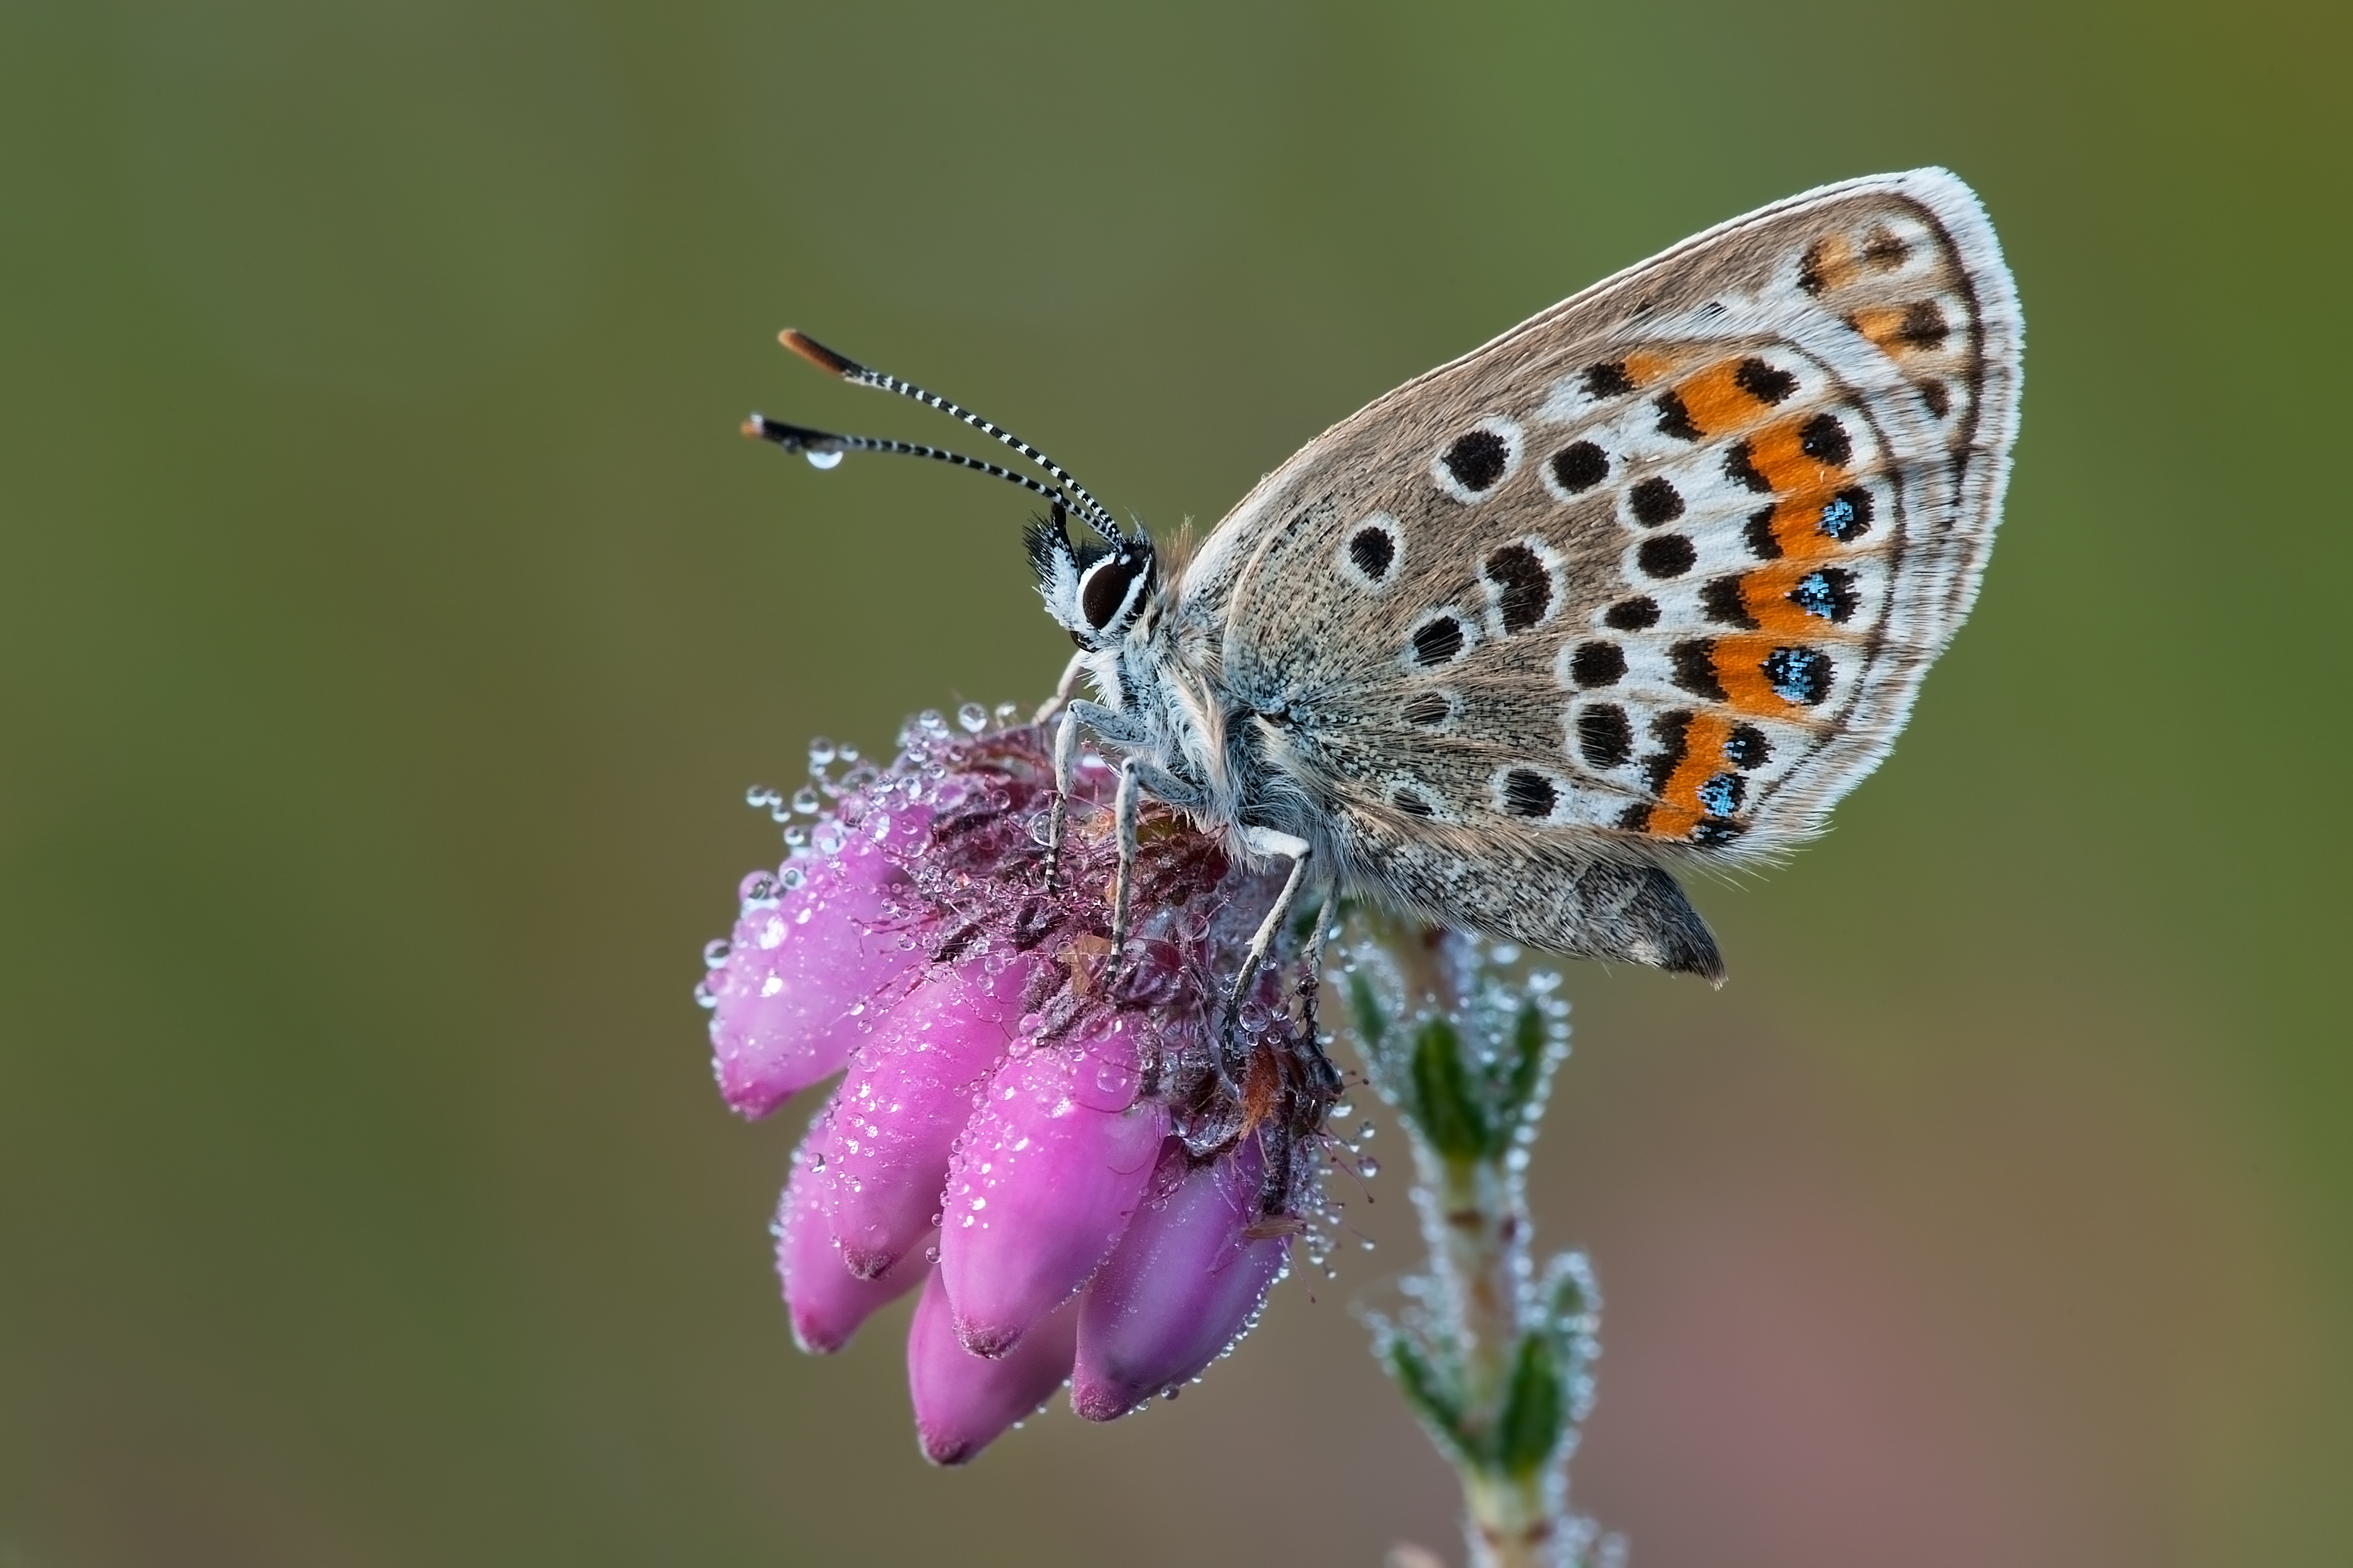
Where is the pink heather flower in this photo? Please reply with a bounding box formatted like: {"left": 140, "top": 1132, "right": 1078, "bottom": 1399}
{"left": 703, "top": 707, "right": 1341, "bottom": 1462}
{"left": 907, "top": 1269, "right": 1081, "bottom": 1466}
{"left": 1072, "top": 1132, "right": 1295, "bottom": 1421}
{"left": 939, "top": 1015, "right": 1168, "bottom": 1356}
{"left": 773, "top": 1097, "right": 931, "bottom": 1354}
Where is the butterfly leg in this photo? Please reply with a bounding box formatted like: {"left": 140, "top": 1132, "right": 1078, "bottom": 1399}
{"left": 1043, "top": 698, "right": 1152, "bottom": 890}
{"left": 1108, "top": 757, "right": 1142, "bottom": 964}
{"left": 1219, "top": 827, "right": 1312, "bottom": 1076}
{"left": 1102, "top": 754, "right": 1206, "bottom": 969}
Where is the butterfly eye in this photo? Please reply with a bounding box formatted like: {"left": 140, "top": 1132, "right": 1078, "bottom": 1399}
{"left": 1079, "top": 552, "right": 1143, "bottom": 631}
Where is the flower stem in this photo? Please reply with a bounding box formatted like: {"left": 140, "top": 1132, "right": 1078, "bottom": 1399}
{"left": 1341, "top": 913, "right": 1612, "bottom": 1568}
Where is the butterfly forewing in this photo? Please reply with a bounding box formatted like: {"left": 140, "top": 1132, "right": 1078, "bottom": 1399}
{"left": 1179, "top": 169, "right": 2019, "bottom": 950}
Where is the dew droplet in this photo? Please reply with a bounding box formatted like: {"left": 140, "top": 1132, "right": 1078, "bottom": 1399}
{"left": 703, "top": 938, "right": 732, "bottom": 968}
{"left": 807, "top": 738, "right": 837, "bottom": 769}
{"left": 792, "top": 785, "right": 822, "bottom": 815}
{"left": 957, "top": 701, "right": 988, "bottom": 733}
{"left": 804, "top": 449, "right": 844, "bottom": 471}
{"left": 1358, "top": 1156, "right": 1381, "bottom": 1178}
{"left": 1357, "top": 1121, "right": 1376, "bottom": 1141}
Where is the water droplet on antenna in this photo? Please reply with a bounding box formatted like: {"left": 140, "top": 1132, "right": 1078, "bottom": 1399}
{"left": 804, "top": 449, "right": 844, "bottom": 470}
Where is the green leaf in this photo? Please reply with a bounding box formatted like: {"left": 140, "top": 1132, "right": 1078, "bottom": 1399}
{"left": 1549, "top": 1263, "right": 1593, "bottom": 1326}
{"left": 1500, "top": 999, "right": 1548, "bottom": 1126}
{"left": 1495, "top": 1331, "right": 1567, "bottom": 1477}
{"left": 1345, "top": 971, "right": 1389, "bottom": 1055}
{"left": 1407, "top": 1015, "right": 1490, "bottom": 1160}
{"left": 1384, "top": 1335, "right": 1472, "bottom": 1461}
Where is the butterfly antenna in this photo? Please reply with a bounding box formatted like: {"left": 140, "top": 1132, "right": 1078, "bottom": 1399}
{"left": 740, "top": 415, "right": 1081, "bottom": 510}
{"left": 775, "top": 329, "right": 1124, "bottom": 541}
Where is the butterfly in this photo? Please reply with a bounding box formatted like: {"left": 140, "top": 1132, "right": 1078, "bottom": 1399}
{"left": 747, "top": 168, "right": 2022, "bottom": 992}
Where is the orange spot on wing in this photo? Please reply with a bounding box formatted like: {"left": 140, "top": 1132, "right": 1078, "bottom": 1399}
{"left": 1620, "top": 350, "right": 1676, "bottom": 387}
{"left": 1745, "top": 418, "right": 1844, "bottom": 493}
{"left": 1800, "top": 234, "right": 1859, "bottom": 296}
{"left": 1759, "top": 487, "right": 1854, "bottom": 561}
{"left": 1642, "top": 711, "right": 1735, "bottom": 839}
{"left": 1674, "top": 361, "right": 1769, "bottom": 436}
{"left": 1739, "top": 414, "right": 1859, "bottom": 560}
{"left": 1737, "top": 563, "right": 1844, "bottom": 634}
{"left": 1849, "top": 300, "right": 1950, "bottom": 356}
{"left": 1709, "top": 634, "right": 1807, "bottom": 716}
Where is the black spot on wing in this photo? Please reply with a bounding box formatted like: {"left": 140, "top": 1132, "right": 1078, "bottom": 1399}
{"left": 1788, "top": 566, "right": 1859, "bottom": 624}
{"left": 1636, "top": 534, "right": 1696, "bottom": 578}
{"left": 1695, "top": 771, "right": 1745, "bottom": 818}
{"left": 1569, "top": 642, "right": 1626, "bottom": 687}
{"left": 1799, "top": 412, "right": 1852, "bottom": 467}
{"left": 1763, "top": 646, "right": 1834, "bottom": 705}
{"left": 1817, "top": 487, "right": 1873, "bottom": 542}
{"left": 1653, "top": 391, "right": 1701, "bottom": 442}
{"left": 1582, "top": 360, "right": 1634, "bottom": 399}
{"left": 1629, "top": 477, "right": 1685, "bottom": 526}
{"left": 1743, "top": 506, "right": 1782, "bottom": 559}
{"left": 1502, "top": 770, "right": 1557, "bottom": 818}
{"left": 1443, "top": 430, "right": 1509, "bottom": 492}
{"left": 1642, "top": 711, "right": 1693, "bottom": 794}
{"left": 1349, "top": 525, "right": 1395, "bottom": 580}
{"left": 1669, "top": 640, "right": 1726, "bottom": 701}
{"left": 1897, "top": 300, "right": 1949, "bottom": 349}
{"left": 1412, "top": 616, "right": 1466, "bottom": 666}
{"left": 1603, "top": 596, "right": 1659, "bottom": 630}
{"left": 1700, "top": 575, "right": 1757, "bottom": 628}
{"left": 1723, "top": 724, "right": 1771, "bottom": 769}
{"left": 1734, "top": 358, "right": 1797, "bottom": 405}
{"left": 1483, "top": 545, "right": 1552, "bottom": 633}
{"left": 1550, "top": 441, "right": 1608, "bottom": 493}
{"left": 1723, "top": 440, "right": 1773, "bottom": 494}
{"left": 1577, "top": 705, "right": 1633, "bottom": 768}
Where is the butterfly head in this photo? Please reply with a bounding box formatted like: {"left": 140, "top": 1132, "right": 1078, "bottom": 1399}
{"left": 1026, "top": 504, "right": 1157, "bottom": 650}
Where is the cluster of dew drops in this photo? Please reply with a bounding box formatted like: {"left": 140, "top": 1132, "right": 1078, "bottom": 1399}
{"left": 697, "top": 701, "right": 1023, "bottom": 997}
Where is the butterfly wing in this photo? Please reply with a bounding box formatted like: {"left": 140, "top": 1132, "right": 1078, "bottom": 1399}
{"left": 1177, "top": 169, "right": 2021, "bottom": 964}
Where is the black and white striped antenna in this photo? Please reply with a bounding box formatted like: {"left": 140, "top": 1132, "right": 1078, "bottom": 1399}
{"left": 745, "top": 329, "right": 1123, "bottom": 542}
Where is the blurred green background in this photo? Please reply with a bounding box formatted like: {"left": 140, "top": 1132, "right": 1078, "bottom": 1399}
{"left": 2, "top": 1, "right": 2346, "bottom": 1563}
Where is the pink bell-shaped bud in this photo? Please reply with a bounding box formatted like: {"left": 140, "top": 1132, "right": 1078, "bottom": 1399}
{"left": 774, "top": 1096, "right": 928, "bottom": 1354}
{"left": 938, "top": 1016, "right": 1166, "bottom": 1357}
{"left": 1071, "top": 1132, "right": 1294, "bottom": 1420}
{"left": 706, "top": 813, "right": 932, "bottom": 1119}
{"left": 906, "top": 1266, "right": 1078, "bottom": 1466}
{"left": 827, "top": 957, "right": 1039, "bottom": 1278}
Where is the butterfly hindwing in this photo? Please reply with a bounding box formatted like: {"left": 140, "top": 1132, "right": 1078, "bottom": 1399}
{"left": 1178, "top": 169, "right": 2020, "bottom": 952}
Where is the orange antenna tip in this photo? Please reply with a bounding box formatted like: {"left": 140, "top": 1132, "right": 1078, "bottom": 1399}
{"left": 778, "top": 329, "right": 859, "bottom": 377}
